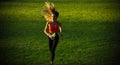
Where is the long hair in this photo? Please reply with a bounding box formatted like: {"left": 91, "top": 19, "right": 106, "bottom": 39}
{"left": 41, "top": 2, "right": 59, "bottom": 21}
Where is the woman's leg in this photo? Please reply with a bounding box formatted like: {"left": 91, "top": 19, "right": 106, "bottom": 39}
{"left": 48, "top": 37, "right": 53, "bottom": 53}
{"left": 48, "top": 37, "right": 54, "bottom": 65}
{"left": 51, "top": 34, "right": 59, "bottom": 64}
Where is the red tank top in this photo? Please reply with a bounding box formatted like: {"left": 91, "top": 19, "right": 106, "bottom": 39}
{"left": 48, "top": 22, "right": 59, "bottom": 33}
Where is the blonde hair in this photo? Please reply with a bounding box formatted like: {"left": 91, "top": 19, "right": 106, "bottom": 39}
{"left": 41, "top": 2, "right": 59, "bottom": 21}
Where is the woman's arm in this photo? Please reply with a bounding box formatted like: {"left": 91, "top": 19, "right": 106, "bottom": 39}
{"left": 44, "top": 22, "right": 51, "bottom": 37}
{"left": 59, "top": 22, "right": 63, "bottom": 36}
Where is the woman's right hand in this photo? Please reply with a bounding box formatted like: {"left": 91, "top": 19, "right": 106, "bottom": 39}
{"left": 48, "top": 35, "right": 53, "bottom": 39}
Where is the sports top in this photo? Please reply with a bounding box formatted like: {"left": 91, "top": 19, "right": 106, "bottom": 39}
{"left": 48, "top": 22, "right": 59, "bottom": 33}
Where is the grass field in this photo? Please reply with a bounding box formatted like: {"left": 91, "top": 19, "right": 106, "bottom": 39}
{"left": 0, "top": 0, "right": 120, "bottom": 65}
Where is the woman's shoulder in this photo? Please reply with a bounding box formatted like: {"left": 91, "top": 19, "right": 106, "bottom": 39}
{"left": 46, "top": 22, "right": 51, "bottom": 24}
{"left": 56, "top": 21, "right": 61, "bottom": 24}
{"left": 46, "top": 22, "right": 50, "bottom": 26}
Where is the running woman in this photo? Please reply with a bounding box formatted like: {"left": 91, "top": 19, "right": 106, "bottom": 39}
{"left": 41, "top": 2, "right": 62, "bottom": 65}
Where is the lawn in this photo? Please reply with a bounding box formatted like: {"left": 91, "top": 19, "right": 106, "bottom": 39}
{"left": 0, "top": 0, "right": 120, "bottom": 65}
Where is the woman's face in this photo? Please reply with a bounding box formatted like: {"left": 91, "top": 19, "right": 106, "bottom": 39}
{"left": 44, "top": 16, "right": 52, "bottom": 22}
{"left": 44, "top": 14, "right": 55, "bottom": 22}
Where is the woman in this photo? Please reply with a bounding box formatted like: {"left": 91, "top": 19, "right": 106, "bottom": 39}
{"left": 41, "top": 2, "right": 62, "bottom": 65}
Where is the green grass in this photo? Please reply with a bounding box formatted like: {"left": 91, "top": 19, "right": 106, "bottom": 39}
{"left": 0, "top": 1, "right": 120, "bottom": 65}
